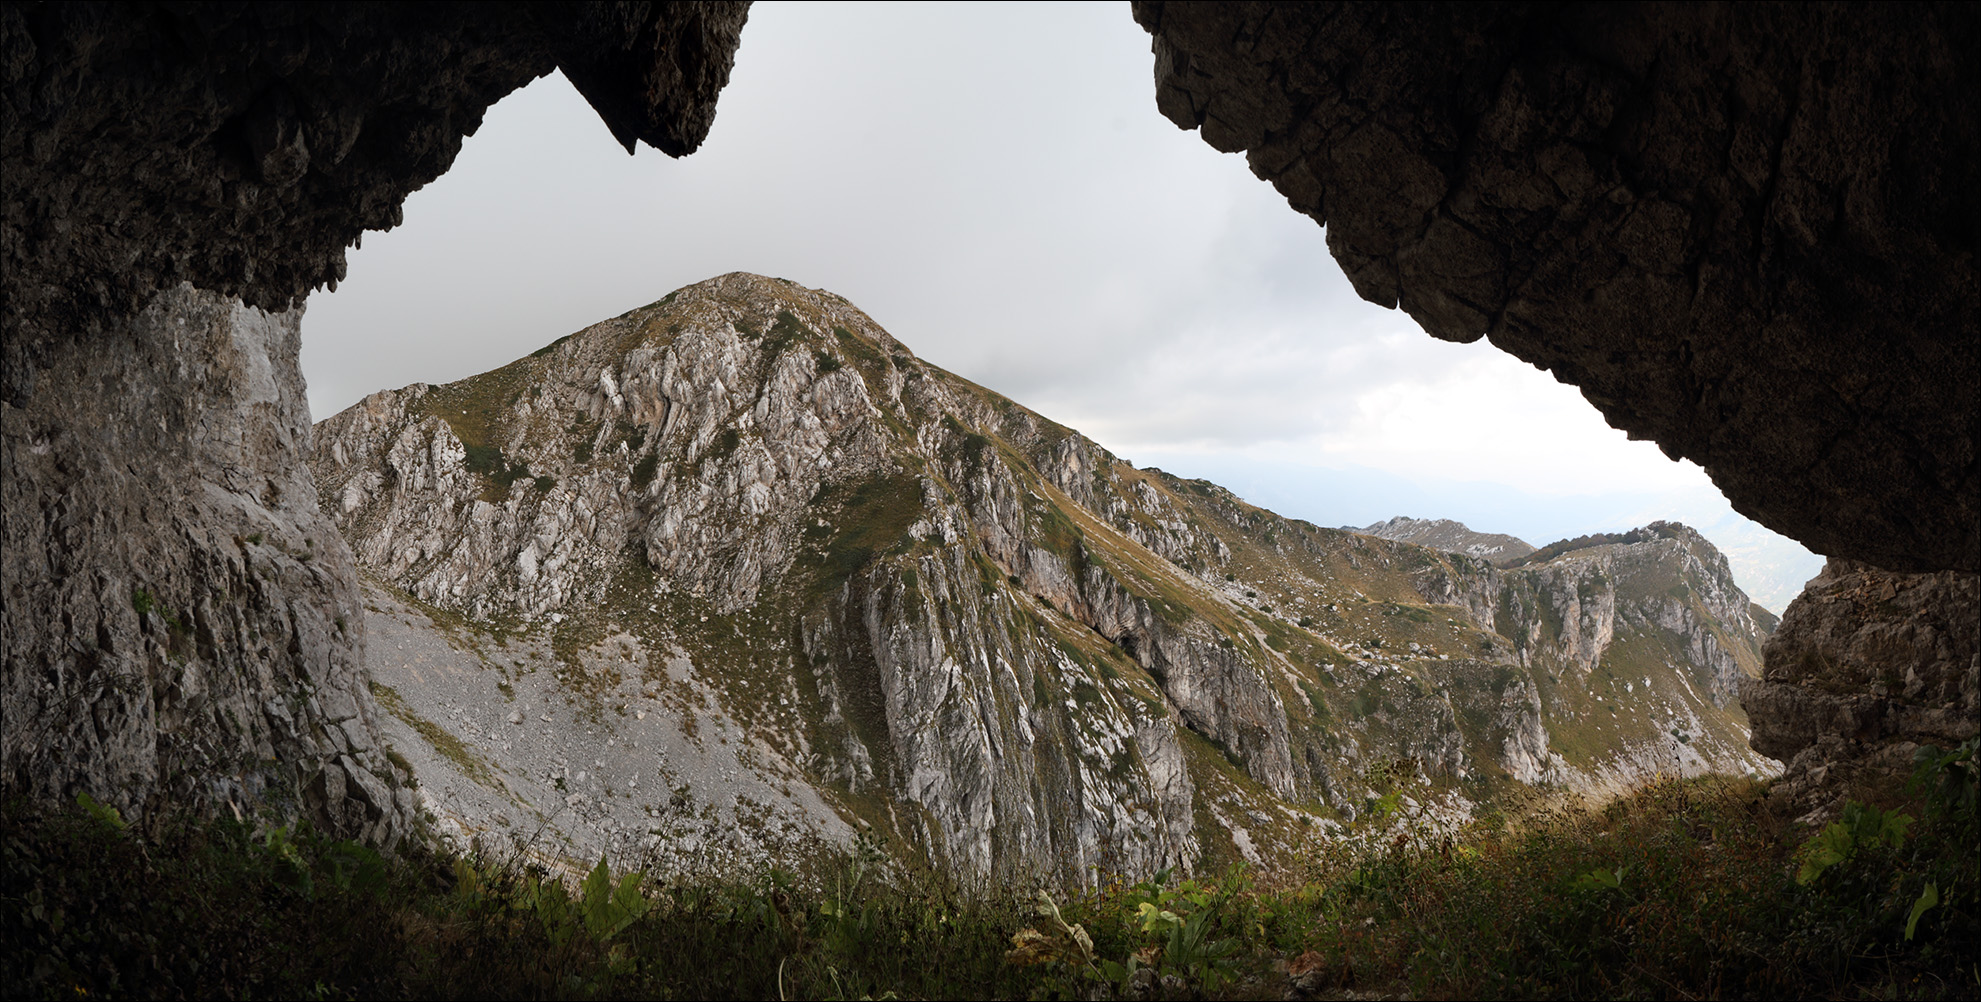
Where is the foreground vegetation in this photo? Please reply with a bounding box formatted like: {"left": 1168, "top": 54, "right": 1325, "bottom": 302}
{"left": 5, "top": 745, "right": 1974, "bottom": 999}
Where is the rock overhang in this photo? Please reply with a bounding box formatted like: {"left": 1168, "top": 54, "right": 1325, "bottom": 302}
{"left": 1, "top": 2, "right": 752, "bottom": 398}
{"left": 0, "top": 2, "right": 752, "bottom": 830}
{"left": 1133, "top": 1, "right": 1978, "bottom": 573}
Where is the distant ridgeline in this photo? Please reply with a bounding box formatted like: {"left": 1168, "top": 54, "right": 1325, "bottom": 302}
{"left": 1510, "top": 527, "right": 1675, "bottom": 568}
{"left": 311, "top": 273, "right": 1780, "bottom": 885}
{"left": 1359, "top": 516, "right": 1535, "bottom": 566}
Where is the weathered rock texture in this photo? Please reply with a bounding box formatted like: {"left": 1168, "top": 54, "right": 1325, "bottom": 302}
{"left": 310, "top": 275, "right": 1779, "bottom": 881}
{"left": 1743, "top": 561, "right": 1980, "bottom": 818}
{"left": 1134, "top": 2, "right": 1978, "bottom": 574}
{"left": 1, "top": 285, "right": 406, "bottom": 839}
{"left": 1, "top": 4, "right": 750, "bottom": 832}
{"left": 2, "top": 2, "right": 750, "bottom": 371}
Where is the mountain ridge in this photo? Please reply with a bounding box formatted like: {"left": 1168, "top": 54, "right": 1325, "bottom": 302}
{"left": 311, "top": 273, "right": 1779, "bottom": 882}
{"left": 1359, "top": 516, "right": 1536, "bottom": 566}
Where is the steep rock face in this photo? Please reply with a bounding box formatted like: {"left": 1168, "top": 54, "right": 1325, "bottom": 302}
{"left": 319, "top": 291, "right": 890, "bottom": 620}
{"left": 1743, "top": 561, "right": 1980, "bottom": 818}
{"left": 1, "top": 5, "right": 750, "bottom": 832}
{"left": 1133, "top": 2, "right": 1977, "bottom": 574}
{"left": 1, "top": 285, "right": 406, "bottom": 839}
{"left": 313, "top": 275, "right": 1780, "bottom": 879}
{"left": 1410, "top": 525, "right": 1764, "bottom": 702}
{"left": 1406, "top": 522, "right": 1775, "bottom": 794}
{"left": 315, "top": 275, "right": 1215, "bottom": 880}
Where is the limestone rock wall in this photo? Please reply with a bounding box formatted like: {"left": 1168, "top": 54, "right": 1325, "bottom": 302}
{"left": 312, "top": 274, "right": 1792, "bottom": 878}
{"left": 1, "top": 4, "right": 749, "bottom": 832}
{"left": 315, "top": 276, "right": 897, "bottom": 620}
{"left": 1743, "top": 561, "right": 1981, "bottom": 818}
{"left": 1, "top": 285, "right": 407, "bottom": 839}
{"left": 805, "top": 549, "right": 1202, "bottom": 881}
{"left": 1410, "top": 523, "right": 1766, "bottom": 707}
{"left": 316, "top": 275, "right": 1214, "bottom": 880}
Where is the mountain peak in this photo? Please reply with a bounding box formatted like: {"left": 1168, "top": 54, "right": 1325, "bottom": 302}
{"left": 1359, "top": 516, "right": 1536, "bottom": 566}
{"left": 310, "top": 281, "right": 1779, "bottom": 884}
{"left": 529, "top": 273, "right": 915, "bottom": 364}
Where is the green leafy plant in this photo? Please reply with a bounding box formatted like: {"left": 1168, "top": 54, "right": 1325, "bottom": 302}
{"left": 1911, "top": 738, "right": 1979, "bottom": 818}
{"left": 1794, "top": 801, "right": 1913, "bottom": 885}
{"left": 73, "top": 792, "right": 125, "bottom": 833}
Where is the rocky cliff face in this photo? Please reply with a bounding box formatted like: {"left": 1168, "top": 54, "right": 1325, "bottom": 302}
{"left": 311, "top": 274, "right": 1779, "bottom": 881}
{"left": 1, "top": 285, "right": 407, "bottom": 840}
{"left": 1743, "top": 561, "right": 1980, "bottom": 820}
{"left": 1, "top": 4, "right": 750, "bottom": 835}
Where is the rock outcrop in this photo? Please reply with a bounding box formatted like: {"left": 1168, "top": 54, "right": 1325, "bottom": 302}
{"left": 1743, "top": 561, "right": 1981, "bottom": 819}
{"left": 1, "top": 285, "right": 406, "bottom": 839}
{"left": 1, "top": 4, "right": 750, "bottom": 834}
{"left": 310, "top": 274, "right": 1779, "bottom": 881}
{"left": 1133, "top": 2, "right": 1977, "bottom": 574}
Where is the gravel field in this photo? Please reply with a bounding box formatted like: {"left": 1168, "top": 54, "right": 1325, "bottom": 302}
{"left": 361, "top": 582, "right": 855, "bottom": 881}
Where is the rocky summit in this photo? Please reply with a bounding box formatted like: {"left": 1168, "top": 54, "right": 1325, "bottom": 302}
{"left": 309, "top": 273, "right": 1780, "bottom": 884}
{"left": 1359, "top": 517, "right": 1536, "bottom": 567}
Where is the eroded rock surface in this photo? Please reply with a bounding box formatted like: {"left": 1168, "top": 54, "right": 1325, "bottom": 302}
{"left": 1, "top": 4, "right": 750, "bottom": 835}
{"left": 1, "top": 285, "right": 407, "bottom": 838}
{"left": 1743, "top": 561, "right": 1981, "bottom": 818}
{"left": 1133, "top": 2, "right": 1978, "bottom": 573}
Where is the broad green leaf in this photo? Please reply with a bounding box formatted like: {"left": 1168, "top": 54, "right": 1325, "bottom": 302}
{"left": 75, "top": 792, "right": 127, "bottom": 832}
{"left": 1906, "top": 882, "right": 1940, "bottom": 941}
{"left": 1795, "top": 822, "right": 1855, "bottom": 885}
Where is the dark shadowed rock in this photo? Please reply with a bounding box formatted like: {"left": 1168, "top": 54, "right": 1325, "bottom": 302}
{"left": 1133, "top": 2, "right": 1978, "bottom": 574}
{"left": 1742, "top": 560, "right": 1980, "bottom": 819}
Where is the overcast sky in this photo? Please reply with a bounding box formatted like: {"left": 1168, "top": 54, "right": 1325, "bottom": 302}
{"left": 298, "top": 1, "right": 1821, "bottom": 610}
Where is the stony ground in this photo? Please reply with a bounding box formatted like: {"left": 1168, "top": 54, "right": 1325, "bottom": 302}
{"left": 360, "top": 581, "right": 854, "bottom": 881}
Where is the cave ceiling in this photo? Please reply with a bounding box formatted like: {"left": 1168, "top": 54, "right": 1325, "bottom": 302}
{"left": 1135, "top": 2, "right": 1977, "bottom": 573}
{"left": 1, "top": 2, "right": 750, "bottom": 400}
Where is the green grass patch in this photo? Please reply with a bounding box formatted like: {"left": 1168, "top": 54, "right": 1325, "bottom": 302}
{"left": 763, "top": 309, "right": 810, "bottom": 356}
{"left": 529, "top": 332, "right": 575, "bottom": 358}
{"left": 1, "top": 799, "right": 1045, "bottom": 1000}
{"left": 417, "top": 358, "right": 532, "bottom": 452}
{"left": 630, "top": 452, "right": 659, "bottom": 490}
{"left": 798, "top": 474, "right": 926, "bottom": 602}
